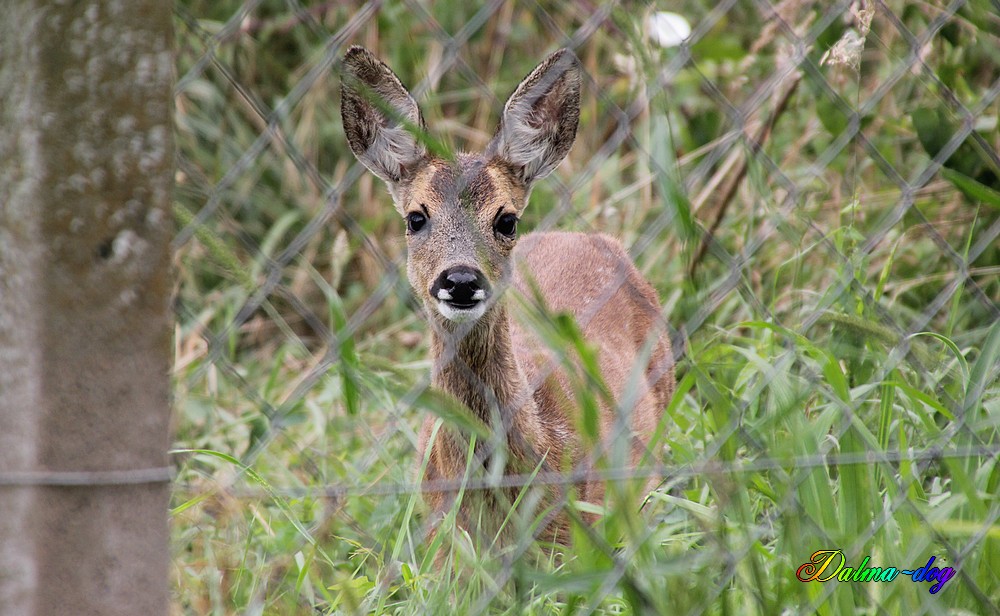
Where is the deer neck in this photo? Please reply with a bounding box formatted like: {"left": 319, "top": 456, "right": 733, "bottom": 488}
{"left": 429, "top": 304, "right": 530, "bottom": 427}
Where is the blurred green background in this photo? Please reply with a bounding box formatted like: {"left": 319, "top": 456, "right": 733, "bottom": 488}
{"left": 170, "top": 1, "right": 999, "bottom": 613}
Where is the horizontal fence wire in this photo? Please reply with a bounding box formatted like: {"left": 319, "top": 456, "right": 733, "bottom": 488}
{"left": 170, "top": 0, "right": 1000, "bottom": 613}
{"left": 0, "top": 468, "right": 175, "bottom": 487}
{"left": 172, "top": 444, "right": 999, "bottom": 499}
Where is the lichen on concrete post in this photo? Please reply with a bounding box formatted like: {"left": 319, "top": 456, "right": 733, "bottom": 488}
{"left": 0, "top": 2, "right": 175, "bottom": 614}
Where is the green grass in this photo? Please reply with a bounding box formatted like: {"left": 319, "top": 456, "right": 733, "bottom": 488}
{"left": 170, "top": 1, "right": 1000, "bottom": 613}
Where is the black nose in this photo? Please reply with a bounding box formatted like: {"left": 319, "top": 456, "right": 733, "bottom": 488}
{"left": 430, "top": 266, "right": 490, "bottom": 307}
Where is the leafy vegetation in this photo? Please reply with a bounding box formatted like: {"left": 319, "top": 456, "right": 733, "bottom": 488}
{"left": 171, "top": 1, "right": 1000, "bottom": 613}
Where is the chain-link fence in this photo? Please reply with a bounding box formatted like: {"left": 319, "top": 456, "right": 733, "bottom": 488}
{"left": 170, "top": 1, "right": 1000, "bottom": 613}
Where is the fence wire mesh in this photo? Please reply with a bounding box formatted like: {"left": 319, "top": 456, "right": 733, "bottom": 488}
{"left": 170, "top": 1, "right": 1000, "bottom": 613}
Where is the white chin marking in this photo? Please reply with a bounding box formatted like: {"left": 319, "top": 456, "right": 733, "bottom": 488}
{"left": 436, "top": 301, "right": 487, "bottom": 323}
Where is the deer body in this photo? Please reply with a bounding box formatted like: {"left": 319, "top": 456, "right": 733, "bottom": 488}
{"left": 341, "top": 47, "right": 674, "bottom": 546}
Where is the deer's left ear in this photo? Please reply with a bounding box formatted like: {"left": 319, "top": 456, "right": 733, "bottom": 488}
{"left": 486, "top": 49, "right": 581, "bottom": 187}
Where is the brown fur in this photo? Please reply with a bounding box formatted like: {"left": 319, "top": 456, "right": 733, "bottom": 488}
{"left": 341, "top": 46, "right": 675, "bottom": 549}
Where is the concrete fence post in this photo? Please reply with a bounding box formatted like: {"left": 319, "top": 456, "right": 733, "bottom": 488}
{"left": 1, "top": 2, "right": 175, "bottom": 614}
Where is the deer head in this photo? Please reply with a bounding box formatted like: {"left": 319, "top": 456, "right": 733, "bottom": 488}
{"left": 341, "top": 46, "right": 581, "bottom": 327}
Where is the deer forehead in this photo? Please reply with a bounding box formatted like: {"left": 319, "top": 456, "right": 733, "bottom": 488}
{"left": 406, "top": 157, "right": 524, "bottom": 220}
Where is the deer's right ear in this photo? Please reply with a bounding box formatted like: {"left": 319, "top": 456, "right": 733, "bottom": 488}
{"left": 341, "top": 46, "right": 427, "bottom": 190}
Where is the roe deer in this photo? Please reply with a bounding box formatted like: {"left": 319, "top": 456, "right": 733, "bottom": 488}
{"left": 341, "top": 46, "right": 674, "bottom": 546}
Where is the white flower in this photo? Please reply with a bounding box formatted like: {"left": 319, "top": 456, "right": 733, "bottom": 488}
{"left": 646, "top": 12, "right": 692, "bottom": 48}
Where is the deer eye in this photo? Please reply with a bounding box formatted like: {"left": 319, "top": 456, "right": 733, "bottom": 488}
{"left": 494, "top": 212, "right": 518, "bottom": 238}
{"left": 406, "top": 211, "right": 427, "bottom": 233}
